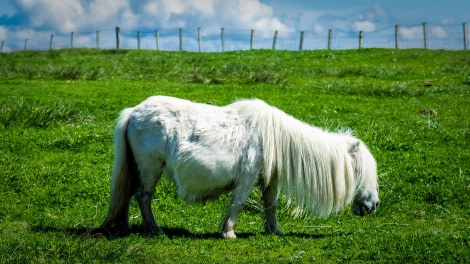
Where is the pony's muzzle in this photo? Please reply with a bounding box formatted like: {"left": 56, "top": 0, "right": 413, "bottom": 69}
{"left": 353, "top": 200, "right": 379, "bottom": 217}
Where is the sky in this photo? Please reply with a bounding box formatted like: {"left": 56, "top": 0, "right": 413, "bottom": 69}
{"left": 0, "top": 0, "right": 468, "bottom": 51}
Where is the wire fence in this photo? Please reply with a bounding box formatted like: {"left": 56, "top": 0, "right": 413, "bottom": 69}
{"left": 1, "top": 22, "right": 469, "bottom": 52}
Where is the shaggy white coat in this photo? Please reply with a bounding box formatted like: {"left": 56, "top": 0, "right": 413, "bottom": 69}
{"left": 99, "top": 96, "right": 379, "bottom": 238}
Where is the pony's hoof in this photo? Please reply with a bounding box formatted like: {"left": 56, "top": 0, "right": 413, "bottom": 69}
{"left": 90, "top": 227, "right": 112, "bottom": 238}
{"left": 265, "top": 226, "right": 284, "bottom": 236}
{"left": 221, "top": 230, "right": 237, "bottom": 239}
{"left": 91, "top": 225, "right": 131, "bottom": 238}
{"left": 142, "top": 225, "right": 164, "bottom": 236}
{"left": 152, "top": 227, "right": 165, "bottom": 235}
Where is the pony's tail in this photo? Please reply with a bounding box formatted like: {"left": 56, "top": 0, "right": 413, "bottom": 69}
{"left": 99, "top": 107, "right": 138, "bottom": 236}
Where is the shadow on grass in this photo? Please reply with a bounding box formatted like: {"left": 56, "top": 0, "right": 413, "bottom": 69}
{"left": 31, "top": 224, "right": 327, "bottom": 240}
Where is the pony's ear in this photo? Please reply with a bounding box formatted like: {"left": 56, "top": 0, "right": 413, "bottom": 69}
{"left": 348, "top": 141, "right": 360, "bottom": 159}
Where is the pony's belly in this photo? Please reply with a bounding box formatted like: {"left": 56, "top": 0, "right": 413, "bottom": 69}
{"left": 170, "top": 154, "right": 239, "bottom": 202}
{"left": 174, "top": 172, "right": 236, "bottom": 202}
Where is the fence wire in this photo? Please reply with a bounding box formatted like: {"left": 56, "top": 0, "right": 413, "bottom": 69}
{"left": 1, "top": 23, "right": 469, "bottom": 52}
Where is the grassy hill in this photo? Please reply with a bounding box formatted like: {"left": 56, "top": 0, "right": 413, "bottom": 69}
{"left": 1, "top": 48, "right": 469, "bottom": 263}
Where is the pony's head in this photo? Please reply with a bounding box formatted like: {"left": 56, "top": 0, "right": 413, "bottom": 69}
{"left": 349, "top": 141, "right": 379, "bottom": 216}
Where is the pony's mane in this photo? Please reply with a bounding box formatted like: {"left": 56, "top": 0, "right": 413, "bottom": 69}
{"left": 231, "top": 99, "right": 364, "bottom": 217}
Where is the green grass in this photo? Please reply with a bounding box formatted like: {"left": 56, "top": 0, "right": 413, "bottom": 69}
{"left": 1, "top": 48, "right": 469, "bottom": 263}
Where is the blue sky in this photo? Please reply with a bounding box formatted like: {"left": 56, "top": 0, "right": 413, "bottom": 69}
{"left": 0, "top": 0, "right": 468, "bottom": 51}
{"left": 267, "top": 0, "right": 468, "bottom": 25}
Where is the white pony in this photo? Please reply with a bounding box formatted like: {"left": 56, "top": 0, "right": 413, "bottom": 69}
{"left": 98, "top": 96, "right": 379, "bottom": 238}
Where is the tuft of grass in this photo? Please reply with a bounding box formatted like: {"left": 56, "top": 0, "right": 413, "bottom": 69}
{"left": 186, "top": 63, "right": 289, "bottom": 85}
{"left": 318, "top": 80, "right": 426, "bottom": 97}
{"left": 0, "top": 98, "right": 92, "bottom": 128}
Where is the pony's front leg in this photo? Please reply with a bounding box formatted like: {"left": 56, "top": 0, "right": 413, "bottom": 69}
{"left": 262, "top": 180, "right": 284, "bottom": 236}
{"left": 220, "top": 183, "right": 255, "bottom": 239}
{"left": 220, "top": 202, "right": 245, "bottom": 239}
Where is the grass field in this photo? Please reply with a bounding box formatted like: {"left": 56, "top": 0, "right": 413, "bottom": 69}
{"left": 1, "top": 48, "right": 469, "bottom": 263}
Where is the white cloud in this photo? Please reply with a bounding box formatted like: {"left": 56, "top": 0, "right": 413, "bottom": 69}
{"left": 0, "top": 26, "right": 7, "bottom": 40}
{"left": 400, "top": 25, "right": 447, "bottom": 40}
{"left": 441, "top": 18, "right": 455, "bottom": 25}
{"left": 13, "top": 28, "right": 38, "bottom": 40}
{"left": 4, "top": 1, "right": 461, "bottom": 51}
{"left": 9, "top": 0, "right": 290, "bottom": 33}
{"left": 271, "top": 4, "right": 393, "bottom": 36}
{"left": 15, "top": 0, "right": 86, "bottom": 32}
{"left": 88, "top": 0, "right": 129, "bottom": 25}
{"left": 220, "top": 0, "right": 289, "bottom": 31}
{"left": 401, "top": 26, "right": 422, "bottom": 40}
{"left": 431, "top": 26, "right": 447, "bottom": 38}
{"left": 354, "top": 20, "right": 376, "bottom": 32}
{"left": 369, "top": 4, "right": 389, "bottom": 19}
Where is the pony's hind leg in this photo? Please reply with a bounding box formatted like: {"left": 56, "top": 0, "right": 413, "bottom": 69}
{"left": 262, "top": 179, "right": 283, "bottom": 235}
{"left": 135, "top": 163, "right": 165, "bottom": 235}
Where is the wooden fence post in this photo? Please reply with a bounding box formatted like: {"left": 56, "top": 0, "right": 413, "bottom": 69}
{"left": 50, "top": 34, "right": 54, "bottom": 50}
{"left": 116, "top": 27, "right": 121, "bottom": 49}
{"left": 464, "top": 23, "right": 468, "bottom": 50}
{"left": 359, "top": 31, "right": 364, "bottom": 49}
{"left": 179, "top": 28, "right": 183, "bottom": 51}
{"left": 198, "top": 27, "right": 202, "bottom": 52}
{"left": 221, "top": 27, "right": 225, "bottom": 52}
{"left": 5, "top": 24, "right": 469, "bottom": 52}
{"left": 299, "top": 31, "right": 304, "bottom": 51}
{"left": 272, "top": 30, "right": 278, "bottom": 50}
{"left": 423, "top": 22, "right": 428, "bottom": 49}
{"left": 156, "top": 30, "right": 160, "bottom": 50}
{"left": 395, "top": 24, "right": 400, "bottom": 49}
{"left": 96, "top": 30, "right": 100, "bottom": 49}
{"left": 328, "top": 29, "right": 333, "bottom": 50}
{"left": 71, "top": 32, "right": 75, "bottom": 48}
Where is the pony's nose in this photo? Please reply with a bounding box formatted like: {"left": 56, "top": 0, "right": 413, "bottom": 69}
{"left": 371, "top": 201, "right": 379, "bottom": 213}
